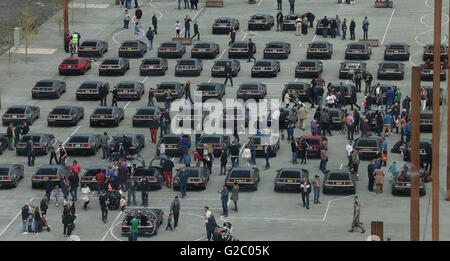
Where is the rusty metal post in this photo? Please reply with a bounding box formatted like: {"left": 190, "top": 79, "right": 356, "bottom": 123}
{"left": 63, "top": 0, "right": 69, "bottom": 34}
{"left": 410, "top": 66, "right": 421, "bottom": 241}
{"left": 432, "top": 0, "right": 441, "bottom": 241}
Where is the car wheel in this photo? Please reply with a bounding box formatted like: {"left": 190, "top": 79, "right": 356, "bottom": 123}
{"left": 32, "top": 94, "right": 37, "bottom": 99}
{"left": 253, "top": 185, "right": 258, "bottom": 191}
{"left": 81, "top": 68, "right": 85, "bottom": 75}
{"left": 274, "top": 186, "right": 279, "bottom": 192}
{"left": 121, "top": 69, "right": 125, "bottom": 75}
{"left": 12, "top": 179, "right": 17, "bottom": 188}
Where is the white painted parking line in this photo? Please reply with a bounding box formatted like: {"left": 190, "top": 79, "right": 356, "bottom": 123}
{"left": 13, "top": 48, "right": 57, "bottom": 55}
{"left": 0, "top": 197, "right": 34, "bottom": 237}
{"left": 257, "top": 0, "right": 263, "bottom": 6}
{"left": 380, "top": 9, "right": 395, "bottom": 46}
{"left": 124, "top": 101, "right": 132, "bottom": 110}
{"left": 322, "top": 195, "right": 351, "bottom": 221}
{"left": 100, "top": 211, "right": 123, "bottom": 241}
{"left": 63, "top": 126, "right": 81, "bottom": 145}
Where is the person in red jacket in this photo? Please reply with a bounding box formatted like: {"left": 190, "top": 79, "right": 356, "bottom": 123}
{"left": 69, "top": 160, "right": 81, "bottom": 175}
{"left": 6, "top": 122, "right": 14, "bottom": 150}
{"left": 64, "top": 31, "right": 71, "bottom": 53}
{"left": 96, "top": 170, "right": 106, "bottom": 196}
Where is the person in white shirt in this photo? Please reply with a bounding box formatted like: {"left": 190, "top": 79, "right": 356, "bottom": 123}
{"left": 175, "top": 20, "right": 181, "bottom": 37}
{"left": 241, "top": 144, "right": 251, "bottom": 167}
{"left": 375, "top": 84, "right": 381, "bottom": 96}
{"left": 326, "top": 93, "right": 336, "bottom": 108}
{"left": 204, "top": 206, "right": 212, "bottom": 240}
{"left": 346, "top": 140, "right": 353, "bottom": 168}
{"left": 159, "top": 141, "right": 166, "bottom": 157}
{"left": 295, "top": 17, "right": 302, "bottom": 36}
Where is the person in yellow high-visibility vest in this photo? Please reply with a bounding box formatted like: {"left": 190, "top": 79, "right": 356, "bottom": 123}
{"left": 71, "top": 29, "right": 80, "bottom": 48}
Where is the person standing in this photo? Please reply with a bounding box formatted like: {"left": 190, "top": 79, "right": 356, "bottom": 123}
{"left": 249, "top": 139, "right": 256, "bottom": 167}
{"left": 276, "top": 11, "right": 283, "bottom": 31}
{"left": 64, "top": 30, "right": 71, "bottom": 53}
{"left": 346, "top": 112, "right": 354, "bottom": 140}
{"left": 230, "top": 182, "right": 239, "bottom": 212}
{"left": 175, "top": 20, "right": 181, "bottom": 38}
{"left": 322, "top": 16, "right": 329, "bottom": 38}
{"left": 291, "top": 138, "right": 299, "bottom": 164}
{"left": 297, "top": 105, "right": 307, "bottom": 130}
{"left": 191, "top": 20, "right": 200, "bottom": 41}
{"left": 374, "top": 165, "right": 385, "bottom": 194}
{"left": 179, "top": 167, "right": 188, "bottom": 199}
{"left": 300, "top": 177, "right": 311, "bottom": 209}
{"left": 367, "top": 159, "right": 375, "bottom": 191}
{"left": 364, "top": 71, "right": 373, "bottom": 93}
{"left": 68, "top": 171, "right": 79, "bottom": 202}
{"left": 170, "top": 196, "right": 181, "bottom": 230}
{"left": 264, "top": 143, "right": 272, "bottom": 170}
{"left": 295, "top": 16, "right": 302, "bottom": 36}
{"left": 162, "top": 157, "right": 174, "bottom": 187}
{"left": 346, "top": 140, "right": 353, "bottom": 168}
{"left": 204, "top": 206, "right": 212, "bottom": 240}
{"left": 229, "top": 26, "right": 236, "bottom": 46}
{"left": 330, "top": 19, "right": 337, "bottom": 38}
{"left": 123, "top": 10, "right": 131, "bottom": 29}
{"left": 353, "top": 70, "right": 362, "bottom": 93}
{"left": 81, "top": 183, "right": 92, "bottom": 209}
{"left": 349, "top": 18, "right": 356, "bottom": 40}
{"left": 288, "top": 0, "right": 295, "bottom": 13}
{"left": 362, "top": 17, "right": 369, "bottom": 40}
{"left": 99, "top": 83, "right": 108, "bottom": 106}
{"left": 351, "top": 148, "right": 360, "bottom": 178}
{"left": 21, "top": 203, "right": 30, "bottom": 234}
{"left": 126, "top": 175, "right": 137, "bottom": 206}
{"left": 47, "top": 137, "right": 57, "bottom": 165}
{"left": 141, "top": 177, "right": 150, "bottom": 207}
{"left": 152, "top": 13, "right": 158, "bottom": 34}
{"left": 111, "top": 87, "right": 118, "bottom": 106}
{"left": 348, "top": 196, "right": 365, "bottom": 233}
{"left": 99, "top": 132, "right": 110, "bottom": 161}
{"left": 220, "top": 149, "right": 228, "bottom": 176}
{"left": 277, "top": 0, "right": 282, "bottom": 10}
{"left": 312, "top": 175, "right": 321, "bottom": 204}
{"left": 242, "top": 144, "right": 251, "bottom": 167}
{"left": 320, "top": 145, "right": 328, "bottom": 173}
{"left": 219, "top": 185, "right": 229, "bottom": 217}
{"left": 230, "top": 140, "right": 240, "bottom": 167}
{"left": 302, "top": 14, "right": 308, "bottom": 34}
{"left": 135, "top": 8, "right": 143, "bottom": 27}
{"left": 184, "top": 15, "right": 192, "bottom": 38}
{"left": 130, "top": 214, "right": 139, "bottom": 241}
{"left": 20, "top": 122, "right": 29, "bottom": 137}
{"left": 184, "top": 81, "right": 193, "bottom": 104}
{"left": 14, "top": 124, "right": 21, "bottom": 148}
{"left": 6, "top": 123, "right": 14, "bottom": 151}
{"left": 223, "top": 62, "right": 234, "bottom": 87}
{"left": 247, "top": 38, "right": 256, "bottom": 63}
{"left": 134, "top": 22, "right": 140, "bottom": 40}
{"left": 335, "top": 15, "right": 341, "bottom": 37}
{"left": 184, "top": 0, "right": 190, "bottom": 9}
{"left": 299, "top": 139, "right": 309, "bottom": 165}
{"left": 26, "top": 137, "right": 35, "bottom": 167}
{"left": 146, "top": 27, "right": 154, "bottom": 50}
{"left": 99, "top": 190, "right": 109, "bottom": 223}
{"left": 96, "top": 169, "right": 105, "bottom": 196}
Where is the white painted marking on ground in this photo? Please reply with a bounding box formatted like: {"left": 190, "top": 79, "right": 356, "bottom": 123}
{"left": 0, "top": 197, "right": 34, "bottom": 237}
{"left": 218, "top": 49, "right": 227, "bottom": 60}
{"left": 322, "top": 195, "right": 351, "bottom": 221}
{"left": 257, "top": 0, "right": 263, "bottom": 6}
{"left": 124, "top": 101, "right": 131, "bottom": 110}
{"left": 339, "top": 163, "right": 343, "bottom": 169}
{"left": 13, "top": 48, "right": 57, "bottom": 55}
{"left": 100, "top": 211, "right": 123, "bottom": 241}
{"left": 207, "top": 77, "right": 213, "bottom": 83}
{"left": 380, "top": 8, "right": 395, "bottom": 46}
{"left": 110, "top": 222, "right": 123, "bottom": 241}
{"left": 69, "top": 3, "right": 110, "bottom": 8}
{"left": 311, "top": 34, "right": 317, "bottom": 43}
{"left": 63, "top": 126, "right": 81, "bottom": 145}
{"left": 142, "top": 76, "right": 149, "bottom": 84}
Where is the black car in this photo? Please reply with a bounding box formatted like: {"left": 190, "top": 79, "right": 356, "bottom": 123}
{"left": 329, "top": 83, "right": 353, "bottom": 103}
{"left": 251, "top": 59, "right": 280, "bottom": 77}
{"left": 31, "top": 80, "right": 66, "bottom": 99}
{"left": 282, "top": 82, "right": 310, "bottom": 102}
{"left": 315, "top": 18, "right": 337, "bottom": 35}
{"left": 328, "top": 108, "right": 344, "bottom": 129}
{"left": 222, "top": 106, "right": 249, "bottom": 129}
{"left": 119, "top": 40, "right": 147, "bottom": 58}
{"left": 197, "top": 82, "right": 226, "bottom": 101}
{"left": 139, "top": 58, "right": 168, "bottom": 76}
{"left": 297, "top": 135, "right": 323, "bottom": 158}
{"left": 0, "top": 134, "right": 8, "bottom": 155}
{"left": 111, "top": 133, "right": 145, "bottom": 154}
{"left": 175, "top": 58, "right": 203, "bottom": 76}
{"left": 65, "top": 133, "right": 101, "bottom": 155}
{"left": 78, "top": 39, "right": 108, "bottom": 57}
{"left": 248, "top": 13, "right": 274, "bottom": 30}
{"left": 248, "top": 134, "right": 280, "bottom": 157}
{"left": 196, "top": 134, "right": 231, "bottom": 157}
{"left": 157, "top": 41, "right": 186, "bottom": 58}
{"left": 323, "top": 170, "right": 356, "bottom": 194}
{"left": 228, "top": 41, "right": 256, "bottom": 59}
{"left": 339, "top": 61, "right": 367, "bottom": 79}
{"left": 212, "top": 17, "right": 239, "bottom": 34}
{"left": 47, "top": 106, "right": 84, "bottom": 127}
{"left": 423, "top": 44, "right": 448, "bottom": 61}
{"left": 307, "top": 41, "right": 333, "bottom": 59}
{"left": 176, "top": 106, "right": 209, "bottom": 129}
{"left": 16, "top": 133, "right": 53, "bottom": 156}
{"left": 191, "top": 41, "right": 220, "bottom": 59}
{"left": 295, "top": 59, "right": 323, "bottom": 78}
{"left": 211, "top": 59, "right": 240, "bottom": 77}
{"left": 420, "top": 110, "right": 433, "bottom": 131}
{"left": 377, "top": 61, "right": 405, "bottom": 80}
{"left": 384, "top": 42, "right": 410, "bottom": 60}
{"left": 132, "top": 106, "right": 163, "bottom": 127}
{"left": 267, "top": 107, "right": 298, "bottom": 130}
{"left": 80, "top": 166, "right": 108, "bottom": 189}
{"left": 225, "top": 167, "right": 260, "bottom": 191}
{"left": 263, "top": 41, "right": 291, "bottom": 59}
{"left": 0, "top": 164, "right": 24, "bottom": 188}
{"left": 31, "top": 165, "right": 70, "bottom": 188}
{"left": 369, "top": 83, "right": 394, "bottom": 104}
{"left": 403, "top": 139, "right": 432, "bottom": 163}
{"left": 89, "top": 106, "right": 125, "bottom": 127}
{"left": 237, "top": 82, "right": 267, "bottom": 101}
{"left": 2, "top": 105, "right": 40, "bottom": 126}
{"left": 76, "top": 81, "right": 109, "bottom": 100}
{"left": 157, "top": 134, "right": 190, "bottom": 156}
{"left": 155, "top": 82, "right": 185, "bottom": 101}
{"left": 282, "top": 13, "right": 302, "bottom": 31}
{"left": 354, "top": 137, "right": 382, "bottom": 160}
{"left": 345, "top": 42, "right": 372, "bottom": 60}
{"left": 133, "top": 166, "right": 165, "bottom": 190}
{"left": 420, "top": 63, "right": 446, "bottom": 81}
{"left": 274, "top": 168, "right": 309, "bottom": 192}
{"left": 122, "top": 208, "right": 164, "bottom": 236}
{"left": 173, "top": 167, "right": 209, "bottom": 190}
{"left": 116, "top": 81, "right": 145, "bottom": 100}
{"left": 391, "top": 171, "right": 426, "bottom": 196}
{"left": 99, "top": 57, "right": 130, "bottom": 76}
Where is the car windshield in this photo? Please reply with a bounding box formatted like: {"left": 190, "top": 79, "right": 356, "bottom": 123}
{"left": 382, "top": 63, "right": 399, "bottom": 69}
{"left": 214, "top": 61, "right": 229, "bottom": 66}
{"left": 349, "top": 44, "right": 365, "bottom": 50}
{"left": 20, "top": 136, "right": 41, "bottom": 142}
{"left": 356, "top": 139, "right": 378, "bottom": 147}
{"left": 421, "top": 113, "right": 432, "bottom": 119}
{"left": 81, "top": 41, "right": 97, "bottom": 47}
{"left": 230, "top": 171, "right": 251, "bottom": 178}
{"left": 51, "top": 108, "right": 71, "bottom": 114}
{"left": 35, "top": 168, "right": 58, "bottom": 176}
{"left": 252, "top": 15, "right": 266, "bottom": 19}
{"left": 93, "top": 108, "right": 113, "bottom": 114}
{"left": 102, "top": 60, "right": 119, "bottom": 65}
{"left": 255, "top": 61, "right": 272, "bottom": 66}
{"left": 134, "top": 168, "right": 156, "bottom": 177}
{"left": 303, "top": 138, "right": 320, "bottom": 145}
{"left": 267, "top": 43, "right": 283, "bottom": 48}
{"left": 299, "top": 61, "right": 316, "bottom": 67}
{"left": 329, "top": 111, "right": 340, "bottom": 117}
{"left": 279, "top": 171, "right": 301, "bottom": 178}
{"left": 6, "top": 108, "right": 26, "bottom": 114}
{"left": 85, "top": 168, "right": 105, "bottom": 177}
{"left": 117, "top": 83, "right": 135, "bottom": 89}
{"left": 62, "top": 59, "right": 79, "bottom": 64}
{"left": 80, "top": 82, "right": 99, "bottom": 89}
{"left": 287, "top": 84, "right": 307, "bottom": 89}
{"left": 310, "top": 43, "right": 327, "bottom": 48}
{"left": 136, "top": 108, "right": 155, "bottom": 115}
{"left": 389, "top": 45, "right": 405, "bottom": 50}
{"left": 343, "top": 63, "right": 360, "bottom": 69}
{"left": 217, "top": 18, "right": 231, "bottom": 23}
{"left": 241, "top": 84, "right": 258, "bottom": 90}
{"left": 185, "top": 169, "right": 200, "bottom": 177}
{"left": 157, "top": 84, "right": 176, "bottom": 90}
{"left": 200, "top": 137, "right": 221, "bottom": 143}
{"left": 35, "top": 81, "right": 54, "bottom": 87}
{"left": 161, "top": 43, "right": 177, "bottom": 48}
{"left": 122, "top": 42, "right": 138, "bottom": 47}
{"left": 162, "top": 137, "right": 180, "bottom": 144}
{"left": 143, "top": 60, "right": 160, "bottom": 65}
{"left": 179, "top": 60, "right": 196, "bottom": 66}
{"left": 231, "top": 43, "right": 248, "bottom": 48}
{"left": 0, "top": 168, "right": 10, "bottom": 176}
{"left": 198, "top": 84, "right": 216, "bottom": 91}
{"left": 115, "top": 136, "right": 133, "bottom": 143}
{"left": 328, "top": 173, "right": 350, "bottom": 180}
{"left": 68, "top": 136, "right": 89, "bottom": 143}
{"left": 194, "top": 43, "right": 211, "bottom": 48}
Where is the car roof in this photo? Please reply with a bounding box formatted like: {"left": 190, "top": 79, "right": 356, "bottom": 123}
{"left": 82, "top": 39, "right": 101, "bottom": 43}
{"left": 279, "top": 168, "right": 303, "bottom": 171}
{"left": 86, "top": 165, "right": 108, "bottom": 169}
{"left": 286, "top": 81, "right": 309, "bottom": 85}
{"left": 118, "top": 81, "right": 139, "bottom": 85}
{"left": 81, "top": 81, "right": 102, "bottom": 84}
{"left": 198, "top": 82, "right": 222, "bottom": 86}
{"left": 230, "top": 167, "right": 254, "bottom": 171}
{"left": 52, "top": 106, "right": 76, "bottom": 110}
{"left": 161, "top": 41, "right": 180, "bottom": 45}
{"left": 23, "top": 133, "right": 47, "bottom": 136}
{"left": 37, "top": 79, "right": 57, "bottom": 83}
{"left": 380, "top": 61, "right": 402, "bottom": 65}
{"left": 387, "top": 42, "right": 407, "bottom": 46}
{"left": 0, "top": 164, "right": 18, "bottom": 168}
{"left": 8, "top": 105, "right": 32, "bottom": 109}
{"left": 103, "top": 57, "right": 122, "bottom": 61}
{"left": 266, "top": 41, "right": 286, "bottom": 45}
{"left": 113, "top": 133, "right": 142, "bottom": 137}
{"left": 327, "top": 169, "right": 350, "bottom": 174}
{"left": 356, "top": 137, "right": 380, "bottom": 141}
{"left": 301, "top": 135, "right": 322, "bottom": 139}
{"left": 201, "top": 134, "right": 225, "bottom": 138}
{"left": 342, "top": 60, "right": 365, "bottom": 64}
{"left": 71, "top": 133, "right": 95, "bottom": 137}
{"left": 194, "top": 41, "right": 215, "bottom": 45}
{"left": 94, "top": 106, "right": 118, "bottom": 109}
{"left": 299, "top": 59, "right": 319, "bottom": 63}
{"left": 310, "top": 41, "right": 329, "bottom": 45}
{"left": 255, "top": 59, "right": 274, "bottom": 63}
{"left": 159, "top": 81, "right": 181, "bottom": 85}
{"left": 37, "top": 164, "right": 62, "bottom": 169}
{"left": 348, "top": 42, "right": 368, "bottom": 46}
{"left": 143, "top": 58, "right": 163, "bottom": 61}
{"left": 63, "top": 57, "right": 83, "bottom": 60}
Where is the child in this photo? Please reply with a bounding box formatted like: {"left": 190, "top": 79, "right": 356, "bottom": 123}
{"left": 120, "top": 196, "right": 126, "bottom": 212}
{"left": 166, "top": 213, "right": 173, "bottom": 231}
{"left": 52, "top": 185, "right": 61, "bottom": 206}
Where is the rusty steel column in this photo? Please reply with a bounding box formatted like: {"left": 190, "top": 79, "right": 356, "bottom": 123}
{"left": 64, "top": 0, "right": 69, "bottom": 33}
{"left": 432, "top": 0, "right": 441, "bottom": 241}
{"left": 410, "top": 66, "right": 421, "bottom": 241}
